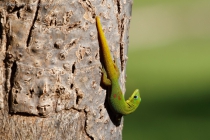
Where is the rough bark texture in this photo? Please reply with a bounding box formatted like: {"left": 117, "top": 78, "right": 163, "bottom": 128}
{"left": 0, "top": 0, "right": 132, "bottom": 139}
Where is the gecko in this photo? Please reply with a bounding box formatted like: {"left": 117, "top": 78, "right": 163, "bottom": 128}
{"left": 96, "top": 16, "right": 141, "bottom": 116}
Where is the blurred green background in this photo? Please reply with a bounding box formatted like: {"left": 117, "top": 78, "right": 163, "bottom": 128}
{"left": 123, "top": 0, "right": 210, "bottom": 139}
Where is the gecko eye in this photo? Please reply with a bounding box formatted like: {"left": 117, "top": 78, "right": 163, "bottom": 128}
{"left": 134, "top": 95, "right": 138, "bottom": 99}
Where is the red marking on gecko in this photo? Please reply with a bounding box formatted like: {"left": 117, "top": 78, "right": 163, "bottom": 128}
{"left": 113, "top": 94, "right": 117, "bottom": 98}
{"left": 118, "top": 96, "right": 121, "bottom": 100}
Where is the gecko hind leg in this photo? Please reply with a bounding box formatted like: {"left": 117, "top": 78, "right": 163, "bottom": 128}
{"left": 101, "top": 68, "right": 111, "bottom": 86}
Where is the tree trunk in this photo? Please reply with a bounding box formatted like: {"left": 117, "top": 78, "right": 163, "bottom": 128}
{"left": 0, "top": 0, "right": 132, "bottom": 139}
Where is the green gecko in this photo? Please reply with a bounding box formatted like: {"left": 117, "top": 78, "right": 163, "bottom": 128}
{"left": 96, "top": 16, "right": 141, "bottom": 116}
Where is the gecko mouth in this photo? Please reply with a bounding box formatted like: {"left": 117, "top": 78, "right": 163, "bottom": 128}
{"left": 127, "top": 102, "right": 134, "bottom": 108}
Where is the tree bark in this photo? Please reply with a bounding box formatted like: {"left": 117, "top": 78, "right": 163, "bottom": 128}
{"left": 0, "top": 0, "right": 132, "bottom": 139}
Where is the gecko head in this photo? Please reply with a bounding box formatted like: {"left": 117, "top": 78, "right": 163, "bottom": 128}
{"left": 130, "top": 89, "right": 141, "bottom": 105}
{"left": 125, "top": 89, "right": 141, "bottom": 114}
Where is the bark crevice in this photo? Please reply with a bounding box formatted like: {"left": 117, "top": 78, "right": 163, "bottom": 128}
{"left": 26, "top": 0, "right": 40, "bottom": 47}
{"left": 116, "top": 0, "right": 121, "bottom": 14}
{"left": 119, "top": 15, "right": 126, "bottom": 71}
{"left": 84, "top": 109, "right": 94, "bottom": 140}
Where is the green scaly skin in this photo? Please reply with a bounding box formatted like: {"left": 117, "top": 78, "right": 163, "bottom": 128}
{"left": 96, "top": 16, "right": 141, "bottom": 115}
